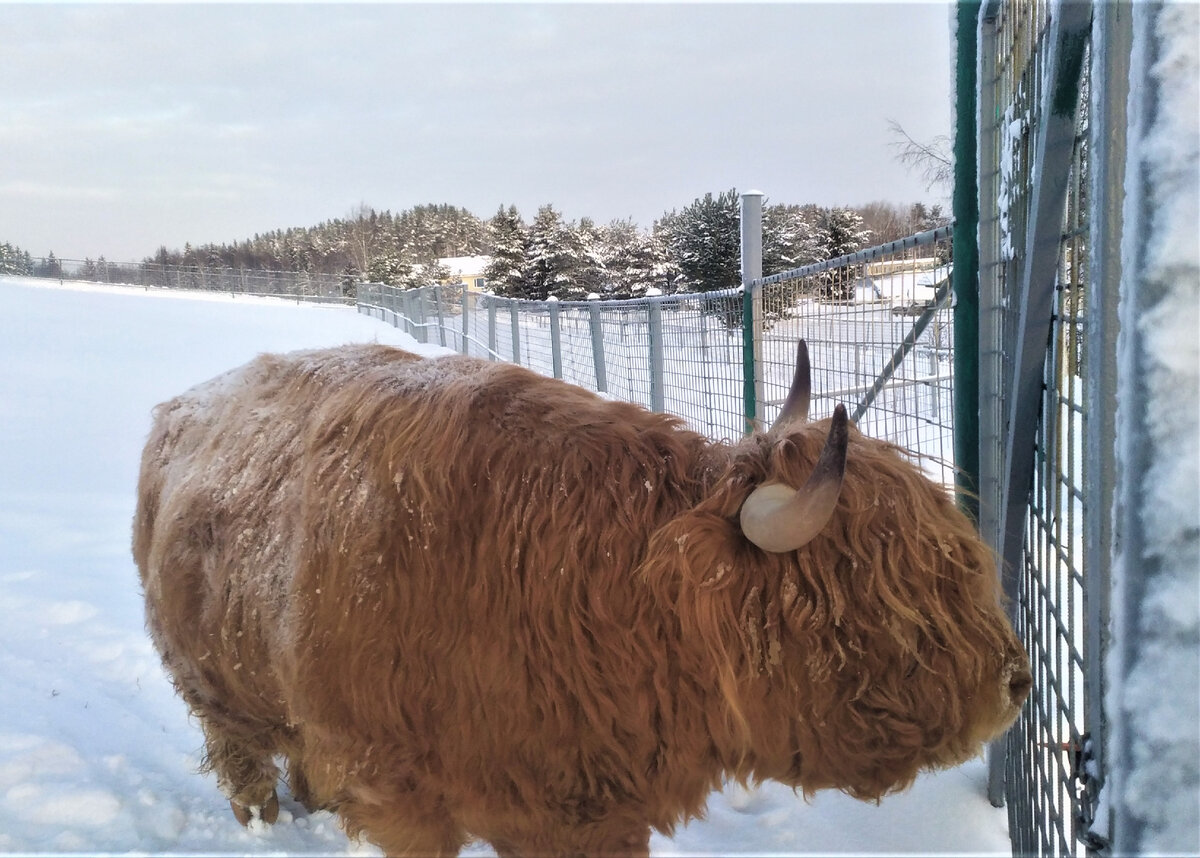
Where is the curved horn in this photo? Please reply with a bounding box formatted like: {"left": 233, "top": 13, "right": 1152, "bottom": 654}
{"left": 771, "top": 339, "right": 811, "bottom": 432}
{"left": 740, "top": 404, "right": 848, "bottom": 553}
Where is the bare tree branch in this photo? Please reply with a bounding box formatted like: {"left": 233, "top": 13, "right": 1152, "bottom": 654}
{"left": 887, "top": 119, "right": 953, "bottom": 192}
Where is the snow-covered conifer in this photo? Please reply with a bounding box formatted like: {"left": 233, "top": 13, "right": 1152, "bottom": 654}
{"left": 484, "top": 206, "right": 530, "bottom": 299}
{"left": 657, "top": 189, "right": 740, "bottom": 293}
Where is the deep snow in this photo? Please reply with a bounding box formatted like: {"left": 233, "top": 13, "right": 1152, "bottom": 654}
{"left": 0, "top": 277, "right": 1012, "bottom": 855}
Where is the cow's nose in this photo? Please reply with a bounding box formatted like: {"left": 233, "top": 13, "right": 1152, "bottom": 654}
{"left": 1008, "top": 665, "right": 1033, "bottom": 706}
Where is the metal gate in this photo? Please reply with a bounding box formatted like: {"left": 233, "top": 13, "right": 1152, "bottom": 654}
{"left": 976, "top": 1, "right": 1128, "bottom": 853}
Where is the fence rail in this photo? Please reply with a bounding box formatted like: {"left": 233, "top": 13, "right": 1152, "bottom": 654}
{"left": 359, "top": 224, "right": 956, "bottom": 486}
{"left": 10, "top": 257, "right": 356, "bottom": 304}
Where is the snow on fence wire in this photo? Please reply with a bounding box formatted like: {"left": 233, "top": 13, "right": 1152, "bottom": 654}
{"left": 357, "top": 225, "right": 956, "bottom": 486}
{"left": 977, "top": 1, "right": 1123, "bottom": 854}
{"left": 19, "top": 257, "right": 355, "bottom": 304}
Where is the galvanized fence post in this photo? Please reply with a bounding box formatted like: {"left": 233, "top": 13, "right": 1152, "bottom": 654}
{"left": 510, "top": 301, "right": 521, "bottom": 364}
{"left": 1083, "top": 12, "right": 1129, "bottom": 845}
{"left": 648, "top": 298, "right": 665, "bottom": 412}
{"left": 415, "top": 289, "right": 429, "bottom": 344}
{"left": 588, "top": 296, "right": 608, "bottom": 393}
{"left": 434, "top": 287, "right": 447, "bottom": 348}
{"left": 1103, "top": 5, "right": 1200, "bottom": 855}
{"left": 461, "top": 288, "right": 471, "bottom": 355}
{"left": 997, "top": 0, "right": 1091, "bottom": 641}
{"left": 487, "top": 298, "right": 498, "bottom": 361}
{"left": 548, "top": 297, "right": 563, "bottom": 379}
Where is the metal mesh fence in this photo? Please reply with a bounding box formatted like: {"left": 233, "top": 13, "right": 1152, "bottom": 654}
{"left": 361, "top": 285, "right": 754, "bottom": 442}
{"left": 978, "top": 1, "right": 1116, "bottom": 854}
{"left": 359, "top": 227, "right": 955, "bottom": 482}
{"left": 753, "top": 226, "right": 955, "bottom": 486}
{"left": 17, "top": 257, "right": 355, "bottom": 304}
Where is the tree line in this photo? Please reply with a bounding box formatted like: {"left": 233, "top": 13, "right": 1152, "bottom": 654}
{"left": 5, "top": 194, "right": 946, "bottom": 299}
{"left": 0, "top": 242, "right": 37, "bottom": 276}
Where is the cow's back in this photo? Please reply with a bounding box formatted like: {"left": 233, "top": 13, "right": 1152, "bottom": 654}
{"left": 133, "top": 343, "right": 717, "bottom": 828}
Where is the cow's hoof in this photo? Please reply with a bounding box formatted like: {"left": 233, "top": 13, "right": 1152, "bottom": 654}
{"left": 230, "top": 790, "right": 280, "bottom": 827}
{"left": 298, "top": 794, "right": 324, "bottom": 814}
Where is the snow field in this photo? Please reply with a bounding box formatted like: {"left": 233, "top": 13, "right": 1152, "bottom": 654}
{"left": 0, "top": 276, "right": 1011, "bottom": 854}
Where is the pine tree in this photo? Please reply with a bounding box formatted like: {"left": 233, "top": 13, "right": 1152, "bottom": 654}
{"left": 815, "top": 207, "right": 873, "bottom": 301}
{"left": 0, "top": 242, "right": 26, "bottom": 275}
{"left": 570, "top": 218, "right": 607, "bottom": 299}
{"left": 366, "top": 251, "right": 412, "bottom": 286}
{"left": 484, "top": 206, "right": 529, "bottom": 298}
{"left": 38, "top": 252, "right": 62, "bottom": 278}
{"left": 819, "top": 207, "right": 872, "bottom": 260}
{"left": 525, "top": 205, "right": 584, "bottom": 301}
{"left": 657, "top": 189, "right": 741, "bottom": 294}
{"left": 600, "top": 220, "right": 673, "bottom": 299}
{"left": 907, "top": 202, "right": 948, "bottom": 233}
{"left": 763, "top": 204, "right": 824, "bottom": 275}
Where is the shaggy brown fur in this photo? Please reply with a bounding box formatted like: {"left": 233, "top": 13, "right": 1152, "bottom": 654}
{"left": 132, "top": 343, "right": 1030, "bottom": 857}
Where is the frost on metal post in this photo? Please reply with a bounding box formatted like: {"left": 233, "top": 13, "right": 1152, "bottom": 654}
{"left": 1107, "top": 3, "right": 1200, "bottom": 855}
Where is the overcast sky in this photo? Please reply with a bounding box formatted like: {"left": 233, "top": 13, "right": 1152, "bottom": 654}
{"left": 1, "top": 2, "right": 955, "bottom": 262}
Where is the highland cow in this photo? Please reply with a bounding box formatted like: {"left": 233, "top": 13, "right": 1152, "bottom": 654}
{"left": 132, "top": 340, "right": 1031, "bottom": 857}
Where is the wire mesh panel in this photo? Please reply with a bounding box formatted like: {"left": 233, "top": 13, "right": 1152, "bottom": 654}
{"left": 359, "top": 228, "right": 956, "bottom": 472}
{"left": 752, "top": 227, "right": 956, "bottom": 486}
{"left": 659, "top": 296, "right": 746, "bottom": 440}
{"left": 23, "top": 257, "right": 355, "bottom": 303}
{"left": 978, "top": 1, "right": 1113, "bottom": 854}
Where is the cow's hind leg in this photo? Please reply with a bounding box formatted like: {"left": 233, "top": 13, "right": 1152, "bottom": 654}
{"left": 197, "top": 718, "right": 282, "bottom": 826}
{"left": 285, "top": 756, "right": 328, "bottom": 813}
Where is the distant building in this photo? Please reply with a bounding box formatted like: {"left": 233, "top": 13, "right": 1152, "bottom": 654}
{"left": 438, "top": 256, "right": 491, "bottom": 293}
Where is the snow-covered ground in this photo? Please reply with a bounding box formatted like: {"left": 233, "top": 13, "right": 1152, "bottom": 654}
{"left": 0, "top": 276, "right": 1011, "bottom": 855}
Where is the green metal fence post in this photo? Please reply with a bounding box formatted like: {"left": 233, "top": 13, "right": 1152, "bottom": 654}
{"left": 953, "top": 0, "right": 982, "bottom": 526}
{"left": 741, "top": 290, "right": 756, "bottom": 433}
{"left": 740, "top": 191, "right": 764, "bottom": 434}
